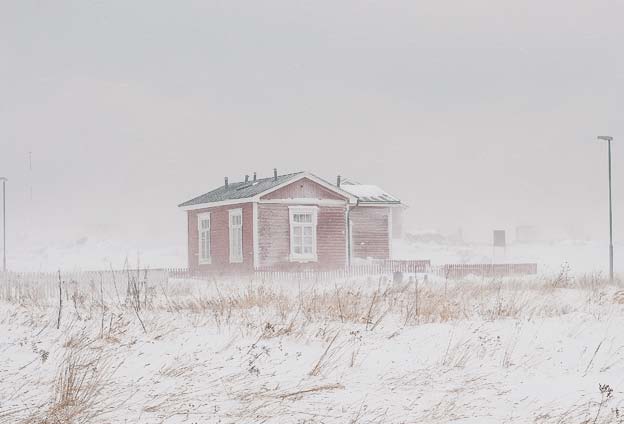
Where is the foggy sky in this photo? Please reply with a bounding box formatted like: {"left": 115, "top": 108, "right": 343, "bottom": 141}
{"left": 0, "top": 1, "right": 621, "bottom": 261}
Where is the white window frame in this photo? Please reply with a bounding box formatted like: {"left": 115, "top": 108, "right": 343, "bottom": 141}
{"left": 288, "top": 206, "right": 318, "bottom": 262}
{"left": 198, "top": 212, "right": 211, "bottom": 265}
{"left": 229, "top": 208, "right": 243, "bottom": 263}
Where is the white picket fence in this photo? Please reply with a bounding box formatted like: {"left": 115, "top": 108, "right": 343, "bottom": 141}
{"left": 0, "top": 260, "right": 538, "bottom": 303}
{"left": 0, "top": 269, "right": 169, "bottom": 304}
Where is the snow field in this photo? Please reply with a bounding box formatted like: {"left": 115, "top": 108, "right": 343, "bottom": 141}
{"left": 1, "top": 272, "right": 624, "bottom": 423}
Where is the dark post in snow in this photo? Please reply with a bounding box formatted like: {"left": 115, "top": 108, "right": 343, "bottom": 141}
{"left": 1, "top": 177, "right": 6, "bottom": 273}
{"left": 597, "top": 136, "right": 614, "bottom": 282}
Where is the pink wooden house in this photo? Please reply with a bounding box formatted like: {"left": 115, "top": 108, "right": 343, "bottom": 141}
{"left": 178, "top": 170, "right": 403, "bottom": 273}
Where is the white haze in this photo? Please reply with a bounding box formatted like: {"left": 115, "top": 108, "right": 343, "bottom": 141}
{"left": 0, "top": 0, "right": 621, "bottom": 270}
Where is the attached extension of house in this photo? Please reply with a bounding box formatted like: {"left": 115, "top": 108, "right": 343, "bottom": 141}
{"left": 178, "top": 170, "right": 404, "bottom": 273}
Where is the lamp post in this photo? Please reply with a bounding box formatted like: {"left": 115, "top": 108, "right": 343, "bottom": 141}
{"left": 0, "top": 177, "right": 6, "bottom": 273}
{"left": 597, "top": 136, "right": 614, "bottom": 282}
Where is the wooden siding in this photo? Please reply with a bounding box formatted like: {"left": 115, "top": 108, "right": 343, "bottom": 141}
{"left": 257, "top": 204, "right": 290, "bottom": 267}
{"left": 187, "top": 202, "right": 254, "bottom": 273}
{"left": 350, "top": 206, "right": 391, "bottom": 260}
{"left": 257, "top": 204, "right": 348, "bottom": 270}
{"left": 317, "top": 206, "right": 348, "bottom": 268}
{"left": 261, "top": 177, "right": 346, "bottom": 201}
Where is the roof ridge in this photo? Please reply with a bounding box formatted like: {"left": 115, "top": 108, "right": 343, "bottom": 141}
{"left": 229, "top": 171, "right": 304, "bottom": 185}
{"left": 177, "top": 171, "right": 305, "bottom": 208}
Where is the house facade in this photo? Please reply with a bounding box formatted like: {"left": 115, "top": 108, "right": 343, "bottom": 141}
{"left": 178, "top": 171, "right": 403, "bottom": 273}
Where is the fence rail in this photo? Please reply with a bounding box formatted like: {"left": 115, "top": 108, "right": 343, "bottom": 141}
{"left": 0, "top": 261, "right": 538, "bottom": 295}
{"left": 167, "top": 260, "right": 432, "bottom": 282}
{"left": 0, "top": 269, "right": 169, "bottom": 303}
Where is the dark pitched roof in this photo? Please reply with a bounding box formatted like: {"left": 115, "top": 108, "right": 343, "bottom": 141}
{"left": 178, "top": 172, "right": 304, "bottom": 207}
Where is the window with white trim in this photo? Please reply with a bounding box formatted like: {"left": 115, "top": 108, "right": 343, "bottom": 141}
{"left": 229, "top": 208, "right": 243, "bottom": 263}
{"left": 289, "top": 206, "right": 318, "bottom": 261}
{"left": 198, "top": 213, "right": 211, "bottom": 264}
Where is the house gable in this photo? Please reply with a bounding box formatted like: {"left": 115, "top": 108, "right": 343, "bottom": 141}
{"left": 179, "top": 172, "right": 357, "bottom": 211}
{"left": 260, "top": 177, "right": 347, "bottom": 201}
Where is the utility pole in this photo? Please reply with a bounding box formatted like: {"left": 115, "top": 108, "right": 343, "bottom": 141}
{"left": 597, "top": 136, "right": 614, "bottom": 282}
{"left": 29, "top": 151, "right": 32, "bottom": 200}
{"left": 1, "top": 177, "right": 6, "bottom": 273}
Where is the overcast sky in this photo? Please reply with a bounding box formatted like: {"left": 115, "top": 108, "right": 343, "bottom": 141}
{"left": 0, "top": 1, "right": 621, "bottom": 261}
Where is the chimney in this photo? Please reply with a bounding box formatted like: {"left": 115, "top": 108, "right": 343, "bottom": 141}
{"left": 245, "top": 174, "right": 249, "bottom": 183}
{"left": 253, "top": 172, "right": 257, "bottom": 182}
{"left": 336, "top": 175, "right": 341, "bottom": 187}
{"left": 273, "top": 168, "right": 278, "bottom": 181}
{"left": 224, "top": 177, "right": 229, "bottom": 188}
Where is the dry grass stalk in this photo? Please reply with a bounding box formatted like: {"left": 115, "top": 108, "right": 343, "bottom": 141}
{"left": 25, "top": 341, "right": 116, "bottom": 424}
{"left": 310, "top": 332, "right": 340, "bottom": 376}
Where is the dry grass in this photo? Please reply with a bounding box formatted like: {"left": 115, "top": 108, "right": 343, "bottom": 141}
{"left": 16, "top": 338, "right": 118, "bottom": 424}
{"left": 1, "top": 270, "right": 621, "bottom": 327}
{"left": 0, "top": 270, "right": 622, "bottom": 423}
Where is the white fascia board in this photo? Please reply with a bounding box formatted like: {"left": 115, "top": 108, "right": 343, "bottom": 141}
{"left": 259, "top": 198, "right": 347, "bottom": 206}
{"left": 179, "top": 197, "right": 255, "bottom": 211}
{"left": 252, "top": 202, "right": 259, "bottom": 268}
{"left": 287, "top": 205, "right": 319, "bottom": 211}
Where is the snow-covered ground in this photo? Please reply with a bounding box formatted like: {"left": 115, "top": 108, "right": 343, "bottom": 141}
{"left": 1, "top": 274, "right": 623, "bottom": 423}
{"left": 7, "top": 238, "right": 186, "bottom": 273}
{"left": 393, "top": 238, "right": 623, "bottom": 276}
{"left": 6, "top": 233, "right": 622, "bottom": 278}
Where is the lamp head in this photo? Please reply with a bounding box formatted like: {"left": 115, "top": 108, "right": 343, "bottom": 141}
{"left": 597, "top": 136, "right": 613, "bottom": 142}
{"left": 0, "top": 177, "right": 7, "bottom": 182}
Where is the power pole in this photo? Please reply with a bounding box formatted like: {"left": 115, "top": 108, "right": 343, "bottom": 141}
{"left": 1, "top": 177, "right": 6, "bottom": 273}
{"left": 29, "top": 151, "right": 32, "bottom": 200}
{"left": 597, "top": 136, "right": 614, "bottom": 282}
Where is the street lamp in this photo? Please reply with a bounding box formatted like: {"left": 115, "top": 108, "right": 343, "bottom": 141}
{"left": 597, "top": 136, "right": 614, "bottom": 282}
{"left": 0, "top": 177, "right": 6, "bottom": 273}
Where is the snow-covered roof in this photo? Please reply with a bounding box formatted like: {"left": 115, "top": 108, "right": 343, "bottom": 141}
{"left": 341, "top": 184, "right": 401, "bottom": 204}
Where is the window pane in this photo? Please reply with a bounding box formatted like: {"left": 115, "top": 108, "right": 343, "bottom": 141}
{"left": 296, "top": 214, "right": 307, "bottom": 223}
{"left": 200, "top": 230, "right": 210, "bottom": 259}
{"left": 290, "top": 210, "right": 316, "bottom": 258}
{"left": 293, "top": 213, "right": 312, "bottom": 223}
